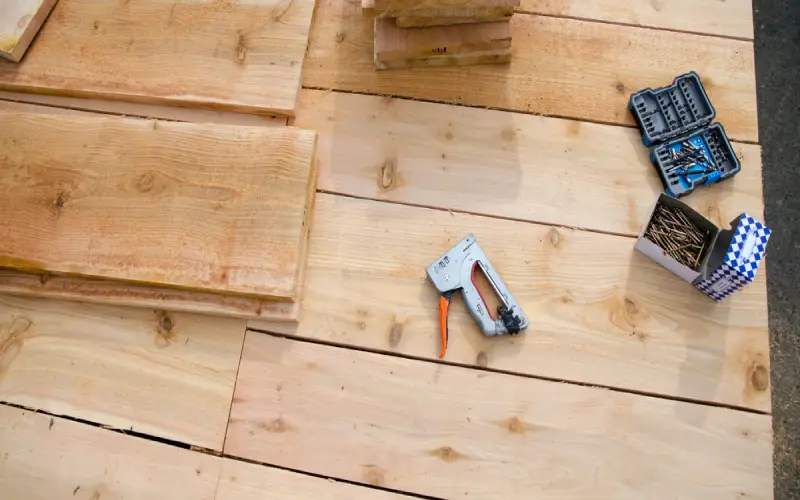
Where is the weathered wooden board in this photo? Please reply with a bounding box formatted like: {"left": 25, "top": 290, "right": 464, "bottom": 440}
{"left": 0, "top": 90, "right": 288, "bottom": 125}
{"left": 522, "top": 0, "right": 754, "bottom": 39}
{"left": 226, "top": 333, "right": 773, "bottom": 498}
{"left": 0, "top": 0, "right": 316, "bottom": 116}
{"left": 0, "top": 0, "right": 58, "bottom": 62}
{"left": 304, "top": 1, "right": 758, "bottom": 142}
{"left": 363, "top": 0, "right": 513, "bottom": 21}
{"left": 0, "top": 112, "right": 317, "bottom": 300}
{"left": 295, "top": 90, "right": 764, "bottom": 237}
{"left": 217, "top": 459, "right": 412, "bottom": 500}
{"left": 375, "top": 18, "right": 510, "bottom": 60}
{"left": 249, "top": 194, "right": 770, "bottom": 412}
{"left": 0, "top": 295, "right": 245, "bottom": 449}
{"left": 377, "top": 47, "right": 510, "bottom": 69}
{"left": 374, "top": 0, "right": 517, "bottom": 11}
{"left": 0, "top": 405, "right": 221, "bottom": 499}
{"left": 396, "top": 14, "right": 512, "bottom": 28}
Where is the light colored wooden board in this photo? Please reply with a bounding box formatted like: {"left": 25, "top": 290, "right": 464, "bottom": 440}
{"left": 374, "top": 0, "right": 517, "bottom": 11}
{"left": 249, "top": 194, "right": 770, "bottom": 412}
{"left": 362, "top": 0, "right": 513, "bottom": 21}
{"left": 0, "top": 91, "right": 288, "bottom": 126}
{"left": 374, "top": 18, "right": 511, "bottom": 62}
{"left": 0, "top": 405, "right": 221, "bottom": 500}
{"left": 0, "top": 270, "right": 299, "bottom": 321}
{"left": 0, "top": 112, "right": 317, "bottom": 301}
{"left": 0, "top": 0, "right": 316, "bottom": 116}
{"left": 0, "top": 0, "right": 58, "bottom": 61}
{"left": 397, "top": 14, "right": 512, "bottom": 28}
{"left": 0, "top": 295, "right": 245, "bottom": 449}
{"left": 217, "top": 458, "right": 411, "bottom": 500}
{"left": 226, "top": 332, "right": 773, "bottom": 499}
{"left": 376, "top": 47, "right": 510, "bottom": 70}
{"left": 521, "top": 0, "right": 754, "bottom": 39}
{"left": 295, "top": 90, "right": 763, "bottom": 237}
{"left": 304, "top": 1, "right": 758, "bottom": 143}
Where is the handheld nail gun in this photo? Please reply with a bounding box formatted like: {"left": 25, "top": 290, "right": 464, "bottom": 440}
{"left": 426, "top": 234, "right": 529, "bottom": 358}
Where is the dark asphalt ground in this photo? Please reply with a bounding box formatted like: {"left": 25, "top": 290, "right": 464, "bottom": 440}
{"left": 753, "top": 1, "right": 800, "bottom": 497}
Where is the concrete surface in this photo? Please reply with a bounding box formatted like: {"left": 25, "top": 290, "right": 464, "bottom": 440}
{"left": 753, "top": 1, "right": 800, "bottom": 498}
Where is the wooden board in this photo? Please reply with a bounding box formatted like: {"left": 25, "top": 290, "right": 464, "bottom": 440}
{"left": 249, "top": 194, "right": 770, "bottom": 412}
{"left": 295, "top": 89, "right": 764, "bottom": 237}
{"left": 0, "top": 295, "right": 246, "bottom": 450}
{"left": 397, "top": 15, "right": 512, "bottom": 28}
{"left": 226, "top": 332, "right": 773, "bottom": 498}
{"left": 0, "top": 0, "right": 58, "bottom": 62}
{"left": 0, "top": 112, "right": 317, "bottom": 301}
{"left": 374, "top": 18, "right": 511, "bottom": 65}
{"left": 374, "top": 0, "right": 517, "bottom": 11}
{"left": 376, "top": 47, "right": 510, "bottom": 70}
{"left": 521, "top": 0, "right": 754, "bottom": 39}
{"left": 0, "top": 0, "right": 316, "bottom": 116}
{"left": 304, "top": 1, "right": 758, "bottom": 143}
{"left": 0, "top": 405, "right": 221, "bottom": 500}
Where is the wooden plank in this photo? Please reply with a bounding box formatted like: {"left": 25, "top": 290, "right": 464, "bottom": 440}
{"left": 304, "top": 1, "right": 758, "bottom": 143}
{"left": 0, "top": 112, "right": 317, "bottom": 301}
{"left": 375, "top": 18, "right": 510, "bottom": 61}
{"left": 0, "top": 0, "right": 316, "bottom": 116}
{"left": 397, "top": 15, "right": 512, "bottom": 28}
{"left": 226, "top": 332, "right": 773, "bottom": 499}
{"left": 0, "top": 295, "right": 245, "bottom": 449}
{"left": 520, "top": 0, "right": 754, "bottom": 40}
{"left": 295, "top": 90, "right": 764, "bottom": 237}
{"left": 0, "top": 405, "right": 221, "bottom": 500}
{"left": 0, "top": 91, "right": 288, "bottom": 126}
{"left": 249, "top": 194, "right": 771, "bottom": 412}
{"left": 0, "top": 0, "right": 58, "bottom": 62}
{"left": 374, "top": 0, "right": 517, "bottom": 11}
{"left": 217, "top": 458, "right": 411, "bottom": 500}
{"left": 376, "top": 47, "right": 510, "bottom": 70}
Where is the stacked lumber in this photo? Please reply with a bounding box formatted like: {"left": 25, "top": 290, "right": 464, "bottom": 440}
{"left": 0, "top": 110, "right": 318, "bottom": 322}
{"left": 363, "top": 0, "right": 517, "bottom": 69}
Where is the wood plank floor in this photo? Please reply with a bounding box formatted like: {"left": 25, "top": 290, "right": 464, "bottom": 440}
{"left": 0, "top": 1, "right": 772, "bottom": 498}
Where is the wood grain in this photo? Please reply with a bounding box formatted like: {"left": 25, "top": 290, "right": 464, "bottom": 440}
{"left": 226, "top": 333, "right": 773, "bottom": 498}
{"left": 0, "top": 0, "right": 58, "bottom": 61}
{"left": 374, "top": 0, "right": 517, "bottom": 11}
{"left": 0, "top": 405, "right": 221, "bottom": 500}
{"left": 249, "top": 194, "right": 771, "bottom": 412}
{"left": 522, "top": 0, "right": 754, "bottom": 39}
{"left": 304, "top": 0, "right": 758, "bottom": 142}
{"left": 0, "top": 112, "right": 317, "bottom": 300}
{"left": 295, "top": 89, "right": 764, "bottom": 237}
{"left": 0, "top": 0, "right": 315, "bottom": 115}
{"left": 396, "top": 14, "right": 512, "bottom": 28}
{"left": 217, "top": 459, "right": 412, "bottom": 500}
{"left": 0, "top": 295, "right": 245, "bottom": 449}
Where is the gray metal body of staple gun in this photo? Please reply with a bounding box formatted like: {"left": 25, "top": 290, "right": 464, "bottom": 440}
{"left": 426, "top": 234, "right": 529, "bottom": 358}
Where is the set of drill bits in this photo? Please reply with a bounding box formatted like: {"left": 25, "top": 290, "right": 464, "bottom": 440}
{"left": 644, "top": 203, "right": 710, "bottom": 270}
{"left": 664, "top": 140, "right": 718, "bottom": 183}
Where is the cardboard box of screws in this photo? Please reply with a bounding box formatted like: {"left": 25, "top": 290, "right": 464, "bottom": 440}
{"left": 635, "top": 194, "right": 771, "bottom": 301}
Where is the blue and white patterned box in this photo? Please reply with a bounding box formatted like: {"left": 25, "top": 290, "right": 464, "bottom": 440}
{"left": 693, "top": 214, "right": 771, "bottom": 301}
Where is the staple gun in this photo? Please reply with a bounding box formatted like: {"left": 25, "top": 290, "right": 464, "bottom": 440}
{"left": 426, "top": 234, "right": 529, "bottom": 358}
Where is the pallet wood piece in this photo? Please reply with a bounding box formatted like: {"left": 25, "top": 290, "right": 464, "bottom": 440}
{"left": 0, "top": 112, "right": 317, "bottom": 301}
{"left": 0, "top": 0, "right": 315, "bottom": 116}
{"left": 362, "top": 0, "right": 513, "bottom": 20}
{"left": 0, "top": 405, "right": 221, "bottom": 499}
{"left": 374, "top": 18, "right": 510, "bottom": 65}
{"left": 0, "top": 295, "right": 245, "bottom": 449}
{"left": 520, "top": 0, "right": 754, "bottom": 40}
{"left": 376, "top": 47, "right": 511, "bottom": 70}
{"left": 397, "top": 14, "right": 512, "bottom": 28}
{"left": 248, "top": 194, "right": 770, "bottom": 412}
{"left": 226, "top": 332, "right": 773, "bottom": 498}
{"left": 304, "top": 0, "right": 758, "bottom": 142}
{"left": 374, "top": 0, "right": 517, "bottom": 11}
{"left": 0, "top": 0, "right": 58, "bottom": 62}
{"left": 217, "top": 459, "right": 411, "bottom": 500}
{"left": 0, "top": 91, "right": 288, "bottom": 126}
{"left": 295, "top": 90, "right": 764, "bottom": 237}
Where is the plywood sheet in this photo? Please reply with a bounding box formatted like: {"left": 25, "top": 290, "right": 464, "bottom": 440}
{"left": 304, "top": 1, "right": 758, "bottom": 142}
{"left": 0, "top": 112, "right": 317, "bottom": 300}
{"left": 0, "top": 295, "right": 245, "bottom": 449}
{"left": 249, "top": 194, "right": 771, "bottom": 412}
{"left": 0, "top": 405, "right": 221, "bottom": 500}
{"left": 0, "top": 0, "right": 58, "bottom": 61}
{"left": 295, "top": 90, "right": 763, "bottom": 237}
{"left": 521, "top": 0, "right": 754, "bottom": 39}
{"left": 226, "top": 333, "right": 773, "bottom": 498}
{"left": 0, "top": 0, "right": 316, "bottom": 116}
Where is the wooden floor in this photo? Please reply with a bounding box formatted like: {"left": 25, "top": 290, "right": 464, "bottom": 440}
{"left": 0, "top": 0, "right": 772, "bottom": 498}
